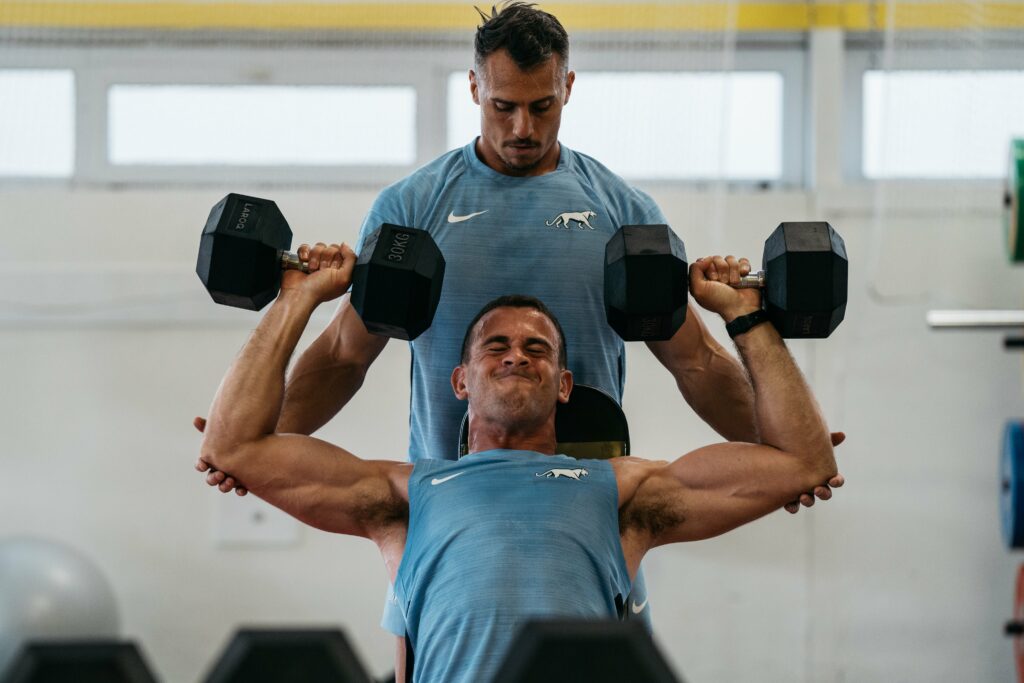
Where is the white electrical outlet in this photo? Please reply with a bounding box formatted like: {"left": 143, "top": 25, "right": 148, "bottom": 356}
{"left": 212, "top": 493, "right": 301, "bottom": 548}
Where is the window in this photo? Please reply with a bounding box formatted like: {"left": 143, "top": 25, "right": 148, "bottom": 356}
{"left": 0, "top": 45, "right": 802, "bottom": 185}
{"left": 0, "top": 69, "right": 74, "bottom": 178}
{"left": 447, "top": 70, "right": 783, "bottom": 181}
{"left": 108, "top": 84, "right": 416, "bottom": 166}
{"left": 862, "top": 70, "right": 1024, "bottom": 179}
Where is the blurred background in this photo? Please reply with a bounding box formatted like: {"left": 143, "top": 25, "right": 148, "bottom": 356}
{"left": 2, "top": 0, "right": 1024, "bottom": 680}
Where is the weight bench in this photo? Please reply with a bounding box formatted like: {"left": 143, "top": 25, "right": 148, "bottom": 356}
{"left": 457, "top": 384, "right": 630, "bottom": 460}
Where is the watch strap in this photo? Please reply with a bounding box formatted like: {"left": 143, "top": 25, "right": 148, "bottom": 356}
{"left": 726, "top": 309, "right": 771, "bottom": 339}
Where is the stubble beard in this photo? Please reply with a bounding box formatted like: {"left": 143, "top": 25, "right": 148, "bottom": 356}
{"left": 500, "top": 151, "right": 542, "bottom": 174}
{"left": 479, "top": 381, "right": 549, "bottom": 431}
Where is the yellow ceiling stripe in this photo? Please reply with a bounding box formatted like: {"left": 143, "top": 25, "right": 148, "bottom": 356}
{"left": 2, "top": 2, "right": 1023, "bottom": 32}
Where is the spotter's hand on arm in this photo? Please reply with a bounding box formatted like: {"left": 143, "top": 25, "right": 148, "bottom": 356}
{"left": 784, "top": 432, "right": 846, "bottom": 514}
{"left": 194, "top": 417, "right": 249, "bottom": 496}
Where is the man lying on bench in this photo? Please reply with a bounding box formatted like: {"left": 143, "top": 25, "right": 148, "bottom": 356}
{"left": 196, "top": 243, "right": 841, "bottom": 683}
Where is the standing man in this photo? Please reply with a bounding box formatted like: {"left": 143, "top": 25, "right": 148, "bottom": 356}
{"left": 197, "top": 245, "right": 840, "bottom": 683}
{"left": 286, "top": 0, "right": 751, "bottom": 639}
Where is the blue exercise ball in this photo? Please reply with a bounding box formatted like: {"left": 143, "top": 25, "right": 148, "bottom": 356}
{"left": 0, "top": 537, "right": 120, "bottom": 673}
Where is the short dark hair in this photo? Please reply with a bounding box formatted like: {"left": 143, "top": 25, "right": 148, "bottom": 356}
{"left": 461, "top": 294, "right": 568, "bottom": 369}
{"left": 474, "top": 2, "right": 569, "bottom": 75}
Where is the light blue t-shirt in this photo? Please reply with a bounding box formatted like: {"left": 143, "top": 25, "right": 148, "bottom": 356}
{"left": 394, "top": 450, "right": 632, "bottom": 683}
{"left": 355, "top": 140, "right": 668, "bottom": 463}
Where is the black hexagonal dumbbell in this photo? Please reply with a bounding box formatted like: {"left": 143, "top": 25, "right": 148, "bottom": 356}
{"left": 349, "top": 224, "right": 446, "bottom": 341}
{"left": 755, "top": 222, "right": 847, "bottom": 338}
{"left": 603, "top": 221, "right": 847, "bottom": 340}
{"left": 604, "top": 224, "right": 689, "bottom": 341}
{"left": 202, "top": 628, "right": 373, "bottom": 683}
{"left": 491, "top": 618, "right": 682, "bottom": 683}
{"left": 196, "top": 193, "right": 445, "bottom": 341}
{"left": 2, "top": 641, "right": 159, "bottom": 683}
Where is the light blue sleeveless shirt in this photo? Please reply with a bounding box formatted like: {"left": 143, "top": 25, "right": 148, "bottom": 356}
{"left": 394, "top": 450, "right": 632, "bottom": 683}
{"left": 354, "top": 140, "right": 667, "bottom": 463}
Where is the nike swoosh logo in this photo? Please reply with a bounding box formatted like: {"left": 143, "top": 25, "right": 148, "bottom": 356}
{"left": 447, "top": 210, "right": 488, "bottom": 223}
{"left": 431, "top": 472, "right": 465, "bottom": 486}
{"left": 631, "top": 597, "right": 649, "bottom": 614}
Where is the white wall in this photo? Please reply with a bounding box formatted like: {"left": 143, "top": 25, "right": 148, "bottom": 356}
{"left": 1, "top": 179, "right": 1021, "bottom": 682}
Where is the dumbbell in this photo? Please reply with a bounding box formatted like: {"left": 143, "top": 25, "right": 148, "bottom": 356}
{"left": 492, "top": 619, "right": 678, "bottom": 683}
{"left": 196, "top": 193, "right": 445, "bottom": 341}
{"left": 604, "top": 222, "right": 848, "bottom": 340}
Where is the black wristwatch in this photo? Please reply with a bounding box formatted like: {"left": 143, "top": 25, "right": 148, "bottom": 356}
{"left": 726, "top": 309, "right": 771, "bottom": 339}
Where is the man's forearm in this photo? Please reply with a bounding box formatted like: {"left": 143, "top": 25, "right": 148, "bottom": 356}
{"left": 732, "top": 321, "right": 835, "bottom": 474}
{"left": 278, "top": 355, "right": 368, "bottom": 434}
{"left": 276, "top": 297, "right": 388, "bottom": 435}
{"left": 668, "top": 342, "right": 758, "bottom": 442}
{"left": 646, "top": 306, "right": 758, "bottom": 442}
{"left": 204, "top": 289, "right": 319, "bottom": 455}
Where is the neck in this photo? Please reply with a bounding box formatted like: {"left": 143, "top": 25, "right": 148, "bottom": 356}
{"left": 474, "top": 139, "right": 561, "bottom": 177}
{"left": 466, "top": 413, "right": 558, "bottom": 455}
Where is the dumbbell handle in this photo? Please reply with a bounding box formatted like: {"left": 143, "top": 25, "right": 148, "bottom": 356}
{"left": 279, "top": 250, "right": 311, "bottom": 274}
{"left": 284, "top": 251, "right": 761, "bottom": 286}
{"left": 276, "top": 250, "right": 357, "bottom": 297}
{"left": 733, "top": 272, "right": 766, "bottom": 289}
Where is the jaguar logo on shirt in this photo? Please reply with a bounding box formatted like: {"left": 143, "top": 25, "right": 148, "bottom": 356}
{"left": 545, "top": 210, "right": 597, "bottom": 230}
{"left": 536, "top": 468, "right": 589, "bottom": 480}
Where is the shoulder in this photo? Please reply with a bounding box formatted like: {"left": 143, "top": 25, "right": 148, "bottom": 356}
{"left": 376, "top": 460, "right": 415, "bottom": 504}
{"left": 372, "top": 148, "right": 468, "bottom": 214}
{"left": 359, "top": 148, "right": 467, "bottom": 239}
{"left": 564, "top": 147, "right": 625, "bottom": 185}
{"left": 562, "top": 147, "right": 663, "bottom": 221}
{"left": 610, "top": 456, "right": 670, "bottom": 507}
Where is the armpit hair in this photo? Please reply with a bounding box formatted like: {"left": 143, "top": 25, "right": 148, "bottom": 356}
{"left": 352, "top": 478, "right": 409, "bottom": 530}
{"left": 619, "top": 490, "right": 686, "bottom": 539}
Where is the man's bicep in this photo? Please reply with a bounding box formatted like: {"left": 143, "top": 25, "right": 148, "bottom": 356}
{"left": 648, "top": 443, "right": 813, "bottom": 546}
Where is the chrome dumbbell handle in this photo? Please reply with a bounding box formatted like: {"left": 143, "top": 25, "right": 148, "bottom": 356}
{"left": 279, "top": 251, "right": 311, "bottom": 274}
{"left": 733, "top": 271, "right": 766, "bottom": 289}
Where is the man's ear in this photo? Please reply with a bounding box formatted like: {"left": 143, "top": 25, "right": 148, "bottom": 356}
{"left": 469, "top": 69, "right": 481, "bottom": 105}
{"left": 452, "top": 365, "right": 469, "bottom": 400}
{"left": 558, "top": 369, "right": 573, "bottom": 404}
{"left": 563, "top": 70, "right": 575, "bottom": 104}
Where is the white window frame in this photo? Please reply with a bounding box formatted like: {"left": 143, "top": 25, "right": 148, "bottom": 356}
{"left": 0, "top": 66, "right": 76, "bottom": 179}
{"left": 79, "top": 46, "right": 448, "bottom": 186}
{"left": 0, "top": 51, "right": 81, "bottom": 185}
{"left": 0, "top": 39, "right": 804, "bottom": 188}
{"left": 560, "top": 43, "right": 805, "bottom": 188}
{"left": 844, "top": 44, "right": 1024, "bottom": 182}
